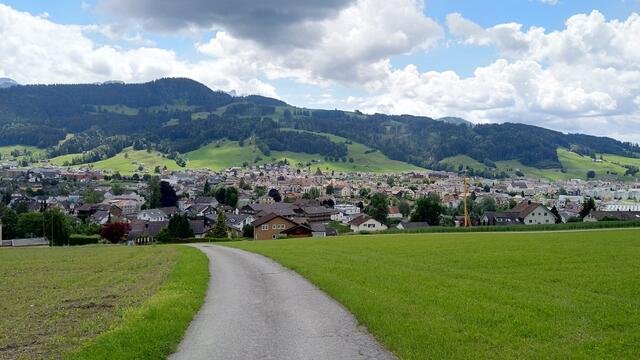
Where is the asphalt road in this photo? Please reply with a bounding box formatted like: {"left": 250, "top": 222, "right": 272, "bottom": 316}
{"left": 169, "top": 244, "right": 394, "bottom": 360}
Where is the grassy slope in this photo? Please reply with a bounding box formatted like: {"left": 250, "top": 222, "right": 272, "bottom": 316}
{"left": 226, "top": 229, "right": 640, "bottom": 359}
{"left": 0, "top": 145, "right": 46, "bottom": 161}
{"left": 440, "top": 148, "right": 638, "bottom": 181}
{"left": 185, "top": 135, "right": 423, "bottom": 173}
{"left": 50, "top": 148, "right": 183, "bottom": 175}
{"left": 0, "top": 246, "right": 178, "bottom": 359}
{"left": 68, "top": 245, "right": 209, "bottom": 360}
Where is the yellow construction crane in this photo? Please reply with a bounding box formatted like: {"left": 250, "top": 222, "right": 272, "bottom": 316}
{"left": 462, "top": 171, "right": 472, "bottom": 227}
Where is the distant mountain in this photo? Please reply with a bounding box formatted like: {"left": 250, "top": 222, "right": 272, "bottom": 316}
{"left": 437, "top": 117, "right": 473, "bottom": 127}
{"left": 0, "top": 77, "right": 637, "bottom": 175}
{"left": 0, "top": 78, "right": 18, "bottom": 89}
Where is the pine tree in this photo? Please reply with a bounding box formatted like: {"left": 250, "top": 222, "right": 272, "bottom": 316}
{"left": 210, "top": 211, "right": 228, "bottom": 239}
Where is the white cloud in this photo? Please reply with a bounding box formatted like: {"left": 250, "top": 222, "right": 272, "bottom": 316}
{"left": 0, "top": 3, "right": 277, "bottom": 97}
{"left": 345, "top": 10, "right": 640, "bottom": 140}
{"left": 197, "top": 0, "right": 443, "bottom": 86}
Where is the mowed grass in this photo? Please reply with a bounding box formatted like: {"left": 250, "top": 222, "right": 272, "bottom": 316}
{"left": 226, "top": 229, "right": 640, "bottom": 359}
{"left": 0, "top": 245, "right": 208, "bottom": 360}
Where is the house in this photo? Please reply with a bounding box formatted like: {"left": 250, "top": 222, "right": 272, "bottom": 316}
{"left": 511, "top": 200, "right": 555, "bottom": 225}
{"left": 137, "top": 209, "right": 168, "bottom": 222}
{"left": 584, "top": 211, "right": 640, "bottom": 222}
{"left": 252, "top": 213, "right": 301, "bottom": 240}
{"left": 127, "top": 220, "right": 168, "bottom": 245}
{"left": 387, "top": 206, "right": 403, "bottom": 219}
{"left": 348, "top": 214, "right": 388, "bottom": 232}
{"left": 396, "top": 221, "right": 430, "bottom": 230}
{"left": 189, "top": 220, "right": 207, "bottom": 239}
{"left": 301, "top": 206, "right": 337, "bottom": 223}
{"left": 225, "top": 213, "right": 255, "bottom": 236}
{"left": 480, "top": 212, "right": 522, "bottom": 226}
{"left": 281, "top": 224, "right": 314, "bottom": 238}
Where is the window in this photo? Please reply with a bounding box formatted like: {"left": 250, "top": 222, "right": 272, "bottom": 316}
{"left": 529, "top": 219, "right": 533, "bottom": 223}
{"left": 261, "top": 224, "right": 269, "bottom": 231}
{"left": 272, "top": 224, "right": 278, "bottom": 230}
{"left": 544, "top": 213, "right": 547, "bottom": 216}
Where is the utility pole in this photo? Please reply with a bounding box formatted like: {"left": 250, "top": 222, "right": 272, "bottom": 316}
{"left": 463, "top": 171, "right": 471, "bottom": 228}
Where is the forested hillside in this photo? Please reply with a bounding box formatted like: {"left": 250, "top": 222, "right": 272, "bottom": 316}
{"left": 0, "top": 78, "right": 638, "bottom": 174}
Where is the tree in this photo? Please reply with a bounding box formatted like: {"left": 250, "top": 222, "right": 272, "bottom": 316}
{"left": 0, "top": 206, "right": 18, "bottom": 239}
{"left": 203, "top": 180, "right": 211, "bottom": 196}
{"left": 210, "top": 211, "right": 228, "bottom": 239}
{"left": 147, "top": 177, "right": 161, "bottom": 208}
{"left": 101, "top": 222, "right": 131, "bottom": 244}
{"left": 478, "top": 197, "right": 497, "bottom": 214}
{"left": 111, "top": 183, "right": 125, "bottom": 196}
{"left": 412, "top": 194, "right": 443, "bottom": 226}
{"left": 550, "top": 206, "right": 562, "bottom": 224}
{"left": 268, "top": 188, "right": 282, "bottom": 202}
{"left": 255, "top": 186, "right": 267, "bottom": 197}
{"left": 16, "top": 212, "right": 44, "bottom": 238}
{"left": 398, "top": 199, "right": 412, "bottom": 218}
{"left": 579, "top": 197, "right": 596, "bottom": 219}
{"left": 242, "top": 224, "right": 254, "bottom": 238}
{"left": 44, "top": 209, "right": 70, "bottom": 246}
{"left": 326, "top": 184, "right": 334, "bottom": 195}
{"left": 359, "top": 188, "right": 370, "bottom": 199}
{"left": 215, "top": 187, "right": 226, "bottom": 204}
{"left": 225, "top": 187, "right": 239, "bottom": 207}
{"left": 168, "top": 214, "right": 194, "bottom": 239}
{"left": 160, "top": 181, "right": 178, "bottom": 207}
{"left": 366, "top": 193, "right": 389, "bottom": 224}
{"left": 305, "top": 187, "right": 321, "bottom": 199}
{"left": 83, "top": 188, "right": 104, "bottom": 204}
{"left": 586, "top": 170, "right": 596, "bottom": 179}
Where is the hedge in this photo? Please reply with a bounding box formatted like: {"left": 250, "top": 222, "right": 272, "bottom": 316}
{"left": 69, "top": 234, "right": 102, "bottom": 246}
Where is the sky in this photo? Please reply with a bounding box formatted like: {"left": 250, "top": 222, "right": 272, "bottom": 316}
{"left": 1, "top": 0, "right": 640, "bottom": 142}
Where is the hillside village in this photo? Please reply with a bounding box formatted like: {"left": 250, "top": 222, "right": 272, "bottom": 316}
{"left": 1, "top": 160, "right": 639, "bottom": 246}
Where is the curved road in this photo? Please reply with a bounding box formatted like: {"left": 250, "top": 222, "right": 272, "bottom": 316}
{"left": 170, "top": 244, "right": 394, "bottom": 360}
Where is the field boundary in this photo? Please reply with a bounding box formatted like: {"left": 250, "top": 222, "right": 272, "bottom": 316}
{"left": 66, "top": 245, "right": 209, "bottom": 360}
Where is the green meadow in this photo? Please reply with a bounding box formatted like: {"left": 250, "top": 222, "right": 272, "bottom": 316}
{"left": 440, "top": 148, "right": 639, "bottom": 181}
{"left": 0, "top": 245, "right": 208, "bottom": 360}
{"left": 226, "top": 229, "right": 640, "bottom": 359}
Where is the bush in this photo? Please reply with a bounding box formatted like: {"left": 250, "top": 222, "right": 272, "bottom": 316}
{"left": 69, "top": 234, "right": 101, "bottom": 246}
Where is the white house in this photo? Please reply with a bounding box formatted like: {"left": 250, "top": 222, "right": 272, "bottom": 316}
{"left": 348, "top": 214, "right": 388, "bottom": 232}
{"left": 137, "top": 209, "right": 168, "bottom": 222}
{"left": 512, "top": 200, "right": 556, "bottom": 225}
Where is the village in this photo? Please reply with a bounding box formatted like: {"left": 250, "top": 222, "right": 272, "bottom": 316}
{"left": 1, "top": 161, "right": 639, "bottom": 247}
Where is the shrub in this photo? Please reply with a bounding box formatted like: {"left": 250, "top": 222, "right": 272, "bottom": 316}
{"left": 69, "top": 234, "right": 101, "bottom": 246}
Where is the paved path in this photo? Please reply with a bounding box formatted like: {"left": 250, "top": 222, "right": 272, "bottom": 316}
{"left": 170, "top": 244, "right": 394, "bottom": 360}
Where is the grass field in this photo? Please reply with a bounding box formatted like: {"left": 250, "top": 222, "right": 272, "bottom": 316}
{"left": 440, "top": 148, "right": 638, "bottom": 181}
{"left": 0, "top": 245, "right": 208, "bottom": 360}
{"left": 0, "top": 145, "right": 46, "bottom": 161}
{"left": 50, "top": 148, "right": 185, "bottom": 175}
{"left": 226, "top": 229, "right": 640, "bottom": 359}
{"left": 185, "top": 135, "right": 423, "bottom": 173}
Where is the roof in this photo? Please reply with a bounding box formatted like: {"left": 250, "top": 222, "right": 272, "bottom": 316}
{"left": 189, "top": 220, "right": 206, "bottom": 235}
{"left": 348, "top": 214, "right": 376, "bottom": 226}
{"left": 511, "top": 200, "right": 544, "bottom": 218}
{"left": 127, "top": 220, "right": 168, "bottom": 240}
{"left": 388, "top": 206, "right": 401, "bottom": 214}
{"left": 252, "top": 213, "right": 298, "bottom": 227}
{"left": 243, "top": 203, "right": 299, "bottom": 217}
{"left": 398, "top": 221, "right": 430, "bottom": 229}
{"left": 10, "top": 237, "right": 49, "bottom": 247}
{"left": 587, "top": 211, "right": 640, "bottom": 221}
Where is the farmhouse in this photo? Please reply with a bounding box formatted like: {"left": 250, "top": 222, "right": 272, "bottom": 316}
{"left": 511, "top": 200, "right": 556, "bottom": 225}
{"left": 252, "top": 213, "right": 306, "bottom": 240}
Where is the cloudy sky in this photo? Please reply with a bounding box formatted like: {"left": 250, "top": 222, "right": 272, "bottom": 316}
{"left": 1, "top": 1, "right": 640, "bottom": 142}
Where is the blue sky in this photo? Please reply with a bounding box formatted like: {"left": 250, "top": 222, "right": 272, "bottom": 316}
{"left": 1, "top": 0, "right": 640, "bottom": 141}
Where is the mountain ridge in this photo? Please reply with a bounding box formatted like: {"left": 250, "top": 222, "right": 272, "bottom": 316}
{"left": 0, "top": 77, "right": 638, "bottom": 176}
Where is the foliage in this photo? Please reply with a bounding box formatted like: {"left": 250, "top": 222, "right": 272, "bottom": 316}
{"left": 167, "top": 214, "right": 194, "bottom": 240}
{"left": 365, "top": 193, "right": 389, "bottom": 224}
{"left": 210, "top": 211, "right": 228, "bottom": 239}
{"left": 411, "top": 194, "right": 443, "bottom": 225}
{"left": 69, "top": 234, "right": 101, "bottom": 246}
{"left": 147, "top": 176, "right": 161, "bottom": 208}
{"left": 579, "top": 197, "right": 597, "bottom": 219}
{"left": 83, "top": 188, "right": 104, "bottom": 204}
{"left": 44, "top": 209, "right": 71, "bottom": 246}
{"left": 242, "top": 224, "right": 254, "bottom": 238}
{"left": 101, "top": 222, "right": 131, "bottom": 244}
{"left": 160, "top": 181, "right": 178, "bottom": 207}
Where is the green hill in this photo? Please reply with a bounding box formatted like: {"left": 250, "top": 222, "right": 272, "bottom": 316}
{"left": 440, "top": 148, "right": 639, "bottom": 181}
